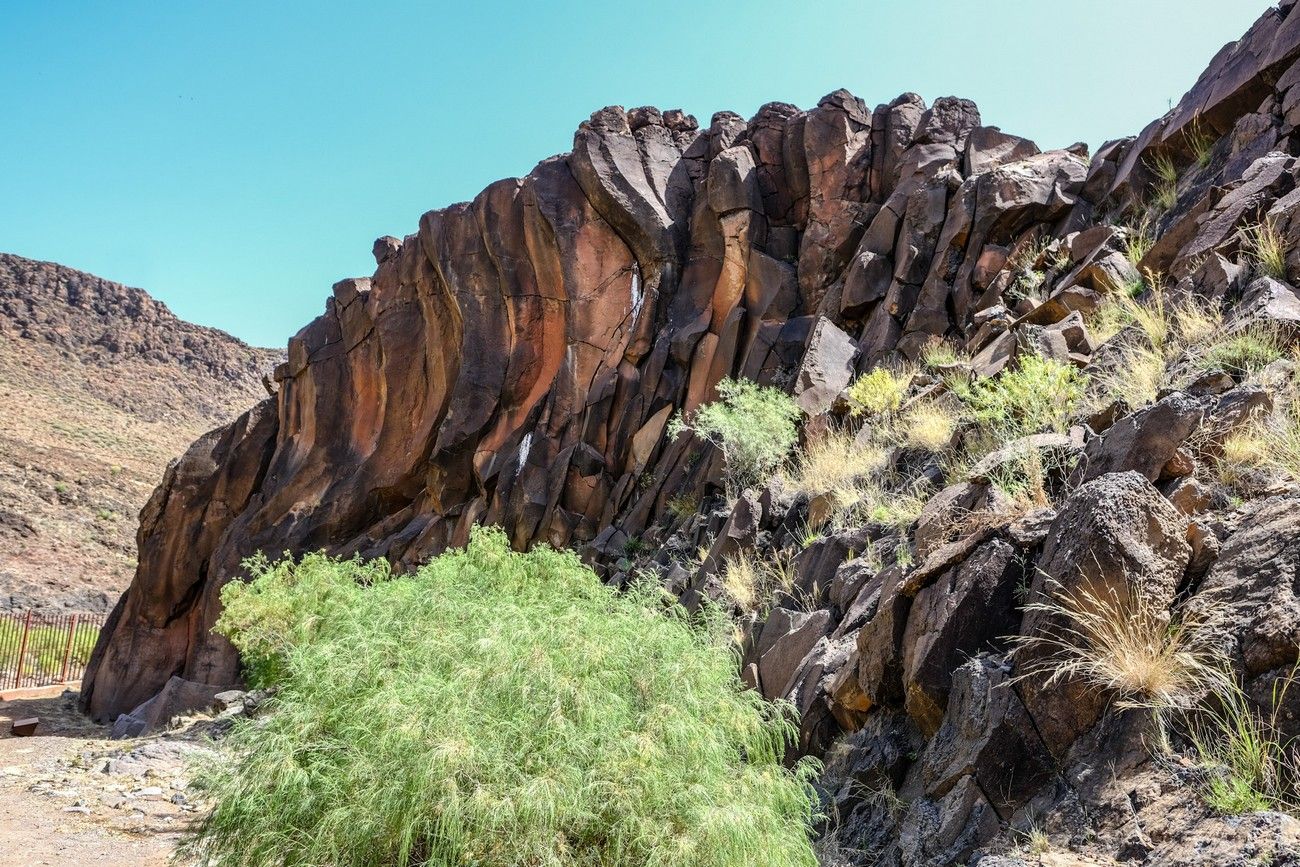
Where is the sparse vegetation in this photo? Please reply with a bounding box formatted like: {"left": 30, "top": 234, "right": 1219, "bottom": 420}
{"left": 722, "top": 548, "right": 797, "bottom": 613}
{"left": 1185, "top": 670, "right": 1300, "bottom": 815}
{"left": 666, "top": 492, "right": 700, "bottom": 520}
{"left": 669, "top": 378, "right": 802, "bottom": 495}
{"left": 1190, "top": 124, "right": 1216, "bottom": 169}
{"left": 188, "top": 528, "right": 820, "bottom": 867}
{"left": 1123, "top": 219, "right": 1156, "bottom": 266}
{"left": 986, "top": 446, "right": 1055, "bottom": 513}
{"left": 949, "top": 355, "right": 1087, "bottom": 441}
{"left": 1197, "top": 323, "right": 1289, "bottom": 378}
{"left": 1150, "top": 152, "right": 1180, "bottom": 212}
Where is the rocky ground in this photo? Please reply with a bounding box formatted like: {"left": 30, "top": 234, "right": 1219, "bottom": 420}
{"left": 0, "top": 689, "right": 243, "bottom": 865}
{"left": 0, "top": 254, "right": 278, "bottom": 611}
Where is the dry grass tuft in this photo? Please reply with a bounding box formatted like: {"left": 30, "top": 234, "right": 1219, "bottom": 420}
{"left": 1014, "top": 578, "right": 1226, "bottom": 710}
{"left": 722, "top": 548, "right": 797, "bottom": 613}
{"left": 1243, "top": 219, "right": 1288, "bottom": 280}
{"left": 900, "top": 401, "right": 958, "bottom": 452}
{"left": 1150, "top": 152, "right": 1179, "bottom": 212}
{"left": 785, "top": 430, "right": 887, "bottom": 500}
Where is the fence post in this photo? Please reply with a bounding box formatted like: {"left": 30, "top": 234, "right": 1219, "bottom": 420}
{"left": 13, "top": 610, "right": 33, "bottom": 689}
{"left": 59, "top": 614, "right": 79, "bottom": 684}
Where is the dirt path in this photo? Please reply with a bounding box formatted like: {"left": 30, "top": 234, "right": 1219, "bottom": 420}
{"left": 0, "top": 691, "right": 196, "bottom": 866}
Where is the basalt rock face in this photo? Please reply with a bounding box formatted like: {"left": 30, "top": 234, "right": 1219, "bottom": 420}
{"left": 85, "top": 3, "right": 1300, "bottom": 862}
{"left": 83, "top": 85, "right": 1086, "bottom": 719}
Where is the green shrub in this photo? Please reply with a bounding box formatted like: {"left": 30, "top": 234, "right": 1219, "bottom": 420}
{"left": 845, "top": 367, "right": 908, "bottom": 417}
{"left": 186, "top": 528, "right": 819, "bottom": 867}
{"left": 950, "top": 355, "right": 1088, "bottom": 440}
{"left": 669, "top": 378, "right": 801, "bottom": 494}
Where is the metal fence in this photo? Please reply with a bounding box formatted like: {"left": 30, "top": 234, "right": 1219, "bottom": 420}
{"left": 0, "top": 611, "right": 106, "bottom": 690}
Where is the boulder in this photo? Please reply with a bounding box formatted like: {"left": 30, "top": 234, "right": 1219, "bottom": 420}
{"left": 1018, "top": 472, "right": 1191, "bottom": 757}
{"left": 901, "top": 539, "right": 1024, "bottom": 735}
{"left": 920, "top": 656, "right": 1055, "bottom": 816}
{"left": 1186, "top": 496, "right": 1300, "bottom": 676}
{"left": 756, "top": 607, "right": 833, "bottom": 700}
{"left": 1073, "top": 392, "right": 1204, "bottom": 484}
{"left": 793, "top": 317, "right": 859, "bottom": 416}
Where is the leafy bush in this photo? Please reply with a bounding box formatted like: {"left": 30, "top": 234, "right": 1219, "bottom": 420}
{"left": 950, "top": 355, "right": 1087, "bottom": 440}
{"left": 186, "top": 528, "right": 819, "bottom": 867}
{"left": 845, "top": 368, "right": 908, "bottom": 418}
{"left": 669, "top": 378, "right": 801, "bottom": 495}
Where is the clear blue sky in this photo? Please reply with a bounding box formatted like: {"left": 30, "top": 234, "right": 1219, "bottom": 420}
{"left": 0, "top": 1, "right": 1275, "bottom": 348}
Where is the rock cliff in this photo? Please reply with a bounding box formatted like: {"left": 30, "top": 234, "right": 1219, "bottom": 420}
{"left": 84, "top": 2, "right": 1300, "bottom": 862}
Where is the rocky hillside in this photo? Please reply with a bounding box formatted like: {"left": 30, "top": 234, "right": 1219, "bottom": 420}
{"left": 84, "top": 2, "right": 1300, "bottom": 863}
{"left": 0, "top": 254, "right": 279, "bottom": 611}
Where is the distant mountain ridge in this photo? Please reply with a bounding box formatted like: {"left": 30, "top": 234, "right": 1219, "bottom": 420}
{"left": 0, "top": 252, "right": 279, "bottom": 611}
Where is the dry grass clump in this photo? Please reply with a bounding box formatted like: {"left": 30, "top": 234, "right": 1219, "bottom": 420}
{"left": 900, "top": 401, "right": 958, "bottom": 452}
{"left": 1150, "top": 152, "right": 1180, "bottom": 212}
{"left": 1190, "top": 125, "right": 1216, "bottom": 169}
{"left": 861, "top": 484, "right": 928, "bottom": 532}
{"left": 722, "top": 548, "right": 797, "bottom": 613}
{"left": 1088, "top": 288, "right": 1249, "bottom": 409}
{"left": 919, "top": 342, "right": 968, "bottom": 371}
{"left": 1014, "top": 578, "right": 1225, "bottom": 710}
{"left": 1215, "top": 400, "right": 1300, "bottom": 487}
{"left": 785, "top": 430, "right": 887, "bottom": 502}
{"left": 1243, "top": 219, "right": 1288, "bottom": 280}
{"left": 1092, "top": 344, "right": 1168, "bottom": 409}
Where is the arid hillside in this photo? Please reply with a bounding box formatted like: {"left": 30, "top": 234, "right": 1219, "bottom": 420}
{"left": 0, "top": 253, "right": 279, "bottom": 611}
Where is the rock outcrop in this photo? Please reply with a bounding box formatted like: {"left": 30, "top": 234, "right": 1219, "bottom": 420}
{"left": 83, "top": 3, "right": 1300, "bottom": 863}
